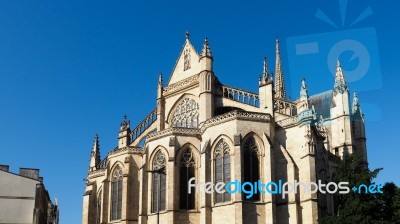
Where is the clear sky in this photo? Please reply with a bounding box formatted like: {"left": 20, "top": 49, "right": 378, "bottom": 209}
{"left": 0, "top": 0, "right": 399, "bottom": 223}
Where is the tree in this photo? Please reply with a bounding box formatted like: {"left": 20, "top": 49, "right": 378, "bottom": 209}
{"left": 321, "top": 153, "right": 400, "bottom": 224}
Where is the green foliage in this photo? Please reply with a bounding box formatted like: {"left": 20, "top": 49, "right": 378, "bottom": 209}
{"left": 393, "top": 188, "right": 400, "bottom": 222}
{"left": 321, "top": 154, "right": 400, "bottom": 224}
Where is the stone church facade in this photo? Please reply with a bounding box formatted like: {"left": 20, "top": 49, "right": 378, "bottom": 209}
{"left": 82, "top": 33, "right": 368, "bottom": 224}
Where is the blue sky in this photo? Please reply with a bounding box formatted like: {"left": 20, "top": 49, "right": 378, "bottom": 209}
{"left": 0, "top": 1, "right": 399, "bottom": 223}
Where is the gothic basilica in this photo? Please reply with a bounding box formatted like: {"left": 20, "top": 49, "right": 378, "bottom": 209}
{"left": 82, "top": 33, "right": 368, "bottom": 224}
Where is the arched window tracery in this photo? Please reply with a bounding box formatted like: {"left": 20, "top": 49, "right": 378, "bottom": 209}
{"left": 152, "top": 151, "right": 167, "bottom": 212}
{"left": 171, "top": 98, "right": 199, "bottom": 128}
{"left": 180, "top": 148, "right": 196, "bottom": 209}
{"left": 214, "top": 139, "right": 231, "bottom": 203}
{"left": 111, "top": 166, "right": 123, "bottom": 220}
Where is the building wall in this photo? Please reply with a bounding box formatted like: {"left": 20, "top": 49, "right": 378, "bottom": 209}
{"left": 0, "top": 168, "right": 58, "bottom": 224}
{"left": 0, "top": 170, "right": 38, "bottom": 224}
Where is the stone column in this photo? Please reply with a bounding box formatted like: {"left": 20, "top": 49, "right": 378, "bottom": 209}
{"left": 121, "top": 157, "right": 131, "bottom": 223}
{"left": 233, "top": 134, "right": 243, "bottom": 224}
{"left": 262, "top": 134, "right": 276, "bottom": 224}
{"left": 166, "top": 137, "right": 177, "bottom": 224}
{"left": 299, "top": 130, "right": 318, "bottom": 224}
{"left": 199, "top": 141, "right": 211, "bottom": 224}
{"left": 138, "top": 156, "right": 148, "bottom": 224}
{"left": 82, "top": 182, "right": 95, "bottom": 224}
{"left": 102, "top": 179, "right": 110, "bottom": 224}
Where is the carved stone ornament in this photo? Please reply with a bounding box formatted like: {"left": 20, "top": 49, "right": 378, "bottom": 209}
{"left": 180, "top": 148, "right": 195, "bottom": 167}
{"left": 171, "top": 98, "right": 199, "bottom": 128}
{"left": 234, "top": 134, "right": 241, "bottom": 146}
{"left": 153, "top": 151, "right": 166, "bottom": 170}
{"left": 184, "top": 48, "right": 191, "bottom": 71}
{"left": 169, "top": 136, "right": 176, "bottom": 147}
{"left": 112, "top": 166, "right": 123, "bottom": 181}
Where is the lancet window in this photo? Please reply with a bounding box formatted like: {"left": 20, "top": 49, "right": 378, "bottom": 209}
{"left": 152, "top": 151, "right": 167, "bottom": 212}
{"left": 214, "top": 139, "right": 231, "bottom": 203}
{"left": 243, "top": 136, "right": 260, "bottom": 201}
{"left": 180, "top": 148, "right": 196, "bottom": 210}
{"left": 111, "top": 165, "right": 123, "bottom": 220}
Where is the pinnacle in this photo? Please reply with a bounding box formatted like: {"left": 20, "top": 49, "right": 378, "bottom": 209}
{"left": 185, "top": 31, "right": 190, "bottom": 40}
{"left": 262, "top": 57, "right": 269, "bottom": 82}
{"left": 158, "top": 73, "right": 163, "bottom": 86}
{"left": 201, "top": 37, "right": 212, "bottom": 57}
{"left": 274, "top": 34, "right": 286, "bottom": 99}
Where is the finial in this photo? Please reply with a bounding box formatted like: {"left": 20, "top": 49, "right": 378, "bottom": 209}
{"left": 89, "top": 133, "right": 101, "bottom": 171}
{"left": 158, "top": 73, "right": 163, "bottom": 86}
{"left": 352, "top": 91, "right": 360, "bottom": 114}
{"left": 185, "top": 31, "right": 190, "bottom": 40}
{"left": 120, "top": 114, "right": 130, "bottom": 131}
{"left": 201, "top": 36, "right": 212, "bottom": 57}
{"left": 300, "top": 77, "right": 308, "bottom": 99}
{"left": 334, "top": 59, "right": 348, "bottom": 94}
{"left": 93, "top": 133, "right": 99, "bottom": 147}
{"left": 353, "top": 91, "right": 359, "bottom": 104}
{"left": 262, "top": 57, "right": 269, "bottom": 81}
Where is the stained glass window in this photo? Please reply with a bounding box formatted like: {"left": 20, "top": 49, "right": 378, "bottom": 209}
{"left": 215, "top": 139, "right": 231, "bottom": 203}
{"left": 152, "top": 151, "right": 166, "bottom": 212}
{"left": 180, "top": 148, "right": 196, "bottom": 209}
{"left": 171, "top": 98, "right": 199, "bottom": 128}
{"left": 111, "top": 166, "right": 123, "bottom": 220}
{"left": 243, "top": 137, "right": 260, "bottom": 201}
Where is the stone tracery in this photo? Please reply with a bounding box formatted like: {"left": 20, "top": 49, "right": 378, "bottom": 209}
{"left": 171, "top": 98, "right": 199, "bottom": 128}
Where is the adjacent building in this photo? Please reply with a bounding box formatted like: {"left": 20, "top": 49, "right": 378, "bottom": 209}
{"left": 0, "top": 165, "right": 59, "bottom": 224}
{"left": 82, "top": 33, "right": 367, "bottom": 224}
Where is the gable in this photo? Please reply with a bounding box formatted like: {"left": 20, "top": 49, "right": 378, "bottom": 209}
{"left": 167, "top": 38, "right": 201, "bottom": 85}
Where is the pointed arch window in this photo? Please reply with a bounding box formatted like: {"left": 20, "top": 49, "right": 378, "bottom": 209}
{"left": 152, "top": 151, "right": 167, "bottom": 213}
{"left": 111, "top": 166, "right": 123, "bottom": 220}
{"left": 171, "top": 98, "right": 199, "bottom": 128}
{"left": 215, "top": 139, "right": 231, "bottom": 203}
{"left": 180, "top": 148, "right": 196, "bottom": 210}
{"left": 243, "top": 136, "right": 260, "bottom": 200}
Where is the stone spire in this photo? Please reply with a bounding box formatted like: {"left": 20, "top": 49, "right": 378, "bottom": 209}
{"left": 352, "top": 91, "right": 360, "bottom": 114}
{"left": 300, "top": 77, "right": 308, "bottom": 99}
{"left": 297, "top": 78, "right": 310, "bottom": 115}
{"left": 158, "top": 73, "right": 163, "bottom": 86}
{"left": 89, "top": 134, "right": 100, "bottom": 172}
{"left": 334, "top": 59, "right": 348, "bottom": 94}
{"left": 259, "top": 57, "right": 272, "bottom": 86}
{"left": 263, "top": 57, "right": 269, "bottom": 81}
{"left": 274, "top": 35, "right": 286, "bottom": 99}
{"left": 201, "top": 37, "right": 212, "bottom": 58}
